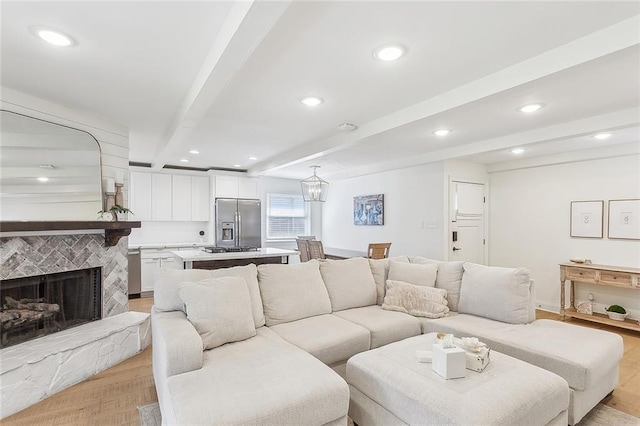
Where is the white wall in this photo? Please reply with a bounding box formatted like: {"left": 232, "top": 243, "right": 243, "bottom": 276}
{"left": 1, "top": 87, "right": 130, "bottom": 215}
{"left": 323, "top": 162, "right": 446, "bottom": 258}
{"left": 489, "top": 154, "right": 640, "bottom": 318}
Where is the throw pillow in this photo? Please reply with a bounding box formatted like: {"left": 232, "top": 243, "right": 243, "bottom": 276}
{"left": 458, "top": 262, "right": 532, "bottom": 324}
{"left": 388, "top": 261, "right": 438, "bottom": 287}
{"left": 319, "top": 257, "right": 377, "bottom": 311}
{"left": 369, "top": 256, "right": 409, "bottom": 305}
{"left": 153, "top": 264, "right": 265, "bottom": 328}
{"left": 257, "top": 260, "right": 332, "bottom": 326}
{"left": 382, "top": 280, "right": 449, "bottom": 318}
{"left": 410, "top": 257, "right": 464, "bottom": 312}
{"left": 179, "top": 277, "right": 256, "bottom": 350}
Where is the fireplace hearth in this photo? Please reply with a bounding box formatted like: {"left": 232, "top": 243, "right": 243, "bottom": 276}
{"left": 1, "top": 267, "right": 101, "bottom": 348}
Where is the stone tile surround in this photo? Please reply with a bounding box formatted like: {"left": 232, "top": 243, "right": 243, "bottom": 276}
{"left": 0, "top": 233, "right": 129, "bottom": 316}
{"left": 0, "top": 232, "right": 150, "bottom": 419}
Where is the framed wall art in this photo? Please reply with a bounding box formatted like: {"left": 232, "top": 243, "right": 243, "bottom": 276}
{"left": 570, "top": 200, "right": 603, "bottom": 238}
{"left": 354, "top": 194, "right": 384, "bottom": 226}
{"left": 608, "top": 199, "right": 640, "bottom": 240}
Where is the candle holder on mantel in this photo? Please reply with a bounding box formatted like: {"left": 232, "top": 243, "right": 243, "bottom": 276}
{"left": 115, "top": 183, "right": 124, "bottom": 207}
{"left": 105, "top": 192, "right": 115, "bottom": 212}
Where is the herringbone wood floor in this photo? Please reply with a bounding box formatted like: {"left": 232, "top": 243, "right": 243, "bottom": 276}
{"left": 3, "top": 299, "right": 639, "bottom": 425}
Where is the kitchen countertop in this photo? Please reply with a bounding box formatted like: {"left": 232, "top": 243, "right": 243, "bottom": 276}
{"left": 172, "top": 248, "right": 298, "bottom": 262}
{"left": 128, "top": 242, "right": 209, "bottom": 250}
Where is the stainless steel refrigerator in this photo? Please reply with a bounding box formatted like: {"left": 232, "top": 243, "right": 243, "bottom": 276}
{"left": 215, "top": 198, "right": 262, "bottom": 248}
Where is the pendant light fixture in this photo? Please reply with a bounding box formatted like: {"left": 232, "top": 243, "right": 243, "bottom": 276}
{"left": 301, "top": 165, "right": 328, "bottom": 202}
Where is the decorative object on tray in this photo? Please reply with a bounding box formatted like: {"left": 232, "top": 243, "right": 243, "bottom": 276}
{"left": 608, "top": 199, "right": 640, "bottom": 240}
{"left": 569, "top": 258, "right": 592, "bottom": 264}
{"left": 416, "top": 333, "right": 490, "bottom": 372}
{"left": 577, "top": 302, "right": 593, "bottom": 315}
{"left": 605, "top": 305, "right": 628, "bottom": 321}
{"left": 570, "top": 200, "right": 604, "bottom": 238}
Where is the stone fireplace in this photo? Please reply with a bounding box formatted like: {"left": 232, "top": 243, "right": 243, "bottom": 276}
{"left": 0, "top": 228, "right": 149, "bottom": 419}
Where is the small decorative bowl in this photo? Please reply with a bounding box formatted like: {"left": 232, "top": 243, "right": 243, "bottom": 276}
{"left": 606, "top": 311, "right": 628, "bottom": 321}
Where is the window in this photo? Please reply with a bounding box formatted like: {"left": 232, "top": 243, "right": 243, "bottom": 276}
{"left": 266, "top": 193, "right": 310, "bottom": 239}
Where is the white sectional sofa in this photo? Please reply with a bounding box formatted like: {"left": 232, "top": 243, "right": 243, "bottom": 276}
{"left": 151, "top": 256, "right": 624, "bottom": 425}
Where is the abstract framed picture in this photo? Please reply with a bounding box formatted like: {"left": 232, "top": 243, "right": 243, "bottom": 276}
{"left": 354, "top": 194, "right": 384, "bottom": 226}
{"left": 608, "top": 199, "right": 640, "bottom": 240}
{"left": 570, "top": 200, "right": 603, "bottom": 238}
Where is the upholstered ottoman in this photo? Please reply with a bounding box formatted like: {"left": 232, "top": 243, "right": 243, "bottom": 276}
{"left": 346, "top": 334, "right": 569, "bottom": 426}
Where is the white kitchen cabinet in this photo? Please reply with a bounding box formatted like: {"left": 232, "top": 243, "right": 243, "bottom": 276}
{"left": 151, "top": 174, "right": 172, "bottom": 221}
{"left": 140, "top": 249, "right": 180, "bottom": 292}
{"left": 129, "top": 172, "right": 152, "bottom": 221}
{"left": 172, "top": 175, "right": 192, "bottom": 221}
{"left": 191, "top": 176, "right": 210, "bottom": 221}
{"left": 214, "top": 175, "right": 260, "bottom": 199}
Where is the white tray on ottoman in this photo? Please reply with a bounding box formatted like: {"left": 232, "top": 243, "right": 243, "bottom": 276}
{"left": 346, "top": 333, "right": 570, "bottom": 426}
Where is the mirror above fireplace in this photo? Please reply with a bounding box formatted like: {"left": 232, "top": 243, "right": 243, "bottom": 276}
{"left": 0, "top": 110, "right": 103, "bottom": 220}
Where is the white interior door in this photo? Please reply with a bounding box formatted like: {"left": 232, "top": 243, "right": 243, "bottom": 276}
{"left": 449, "top": 181, "right": 486, "bottom": 264}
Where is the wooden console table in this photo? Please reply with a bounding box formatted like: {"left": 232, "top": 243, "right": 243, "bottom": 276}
{"left": 560, "top": 262, "right": 640, "bottom": 332}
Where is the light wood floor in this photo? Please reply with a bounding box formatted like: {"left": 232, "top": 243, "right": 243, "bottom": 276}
{"left": 4, "top": 300, "right": 639, "bottom": 425}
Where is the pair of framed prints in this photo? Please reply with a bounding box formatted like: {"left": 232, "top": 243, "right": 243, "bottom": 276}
{"left": 570, "top": 199, "right": 639, "bottom": 240}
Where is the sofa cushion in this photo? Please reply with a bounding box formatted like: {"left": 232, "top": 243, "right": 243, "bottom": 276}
{"left": 269, "top": 314, "right": 370, "bottom": 365}
{"left": 388, "top": 261, "right": 438, "bottom": 287}
{"left": 179, "top": 277, "right": 256, "bottom": 350}
{"left": 369, "top": 256, "right": 409, "bottom": 305}
{"left": 458, "top": 262, "right": 531, "bottom": 324}
{"left": 333, "top": 305, "right": 421, "bottom": 349}
{"left": 258, "top": 260, "right": 332, "bottom": 326}
{"left": 154, "top": 264, "right": 265, "bottom": 327}
{"left": 167, "top": 327, "right": 349, "bottom": 425}
{"left": 410, "top": 257, "right": 464, "bottom": 312}
{"left": 420, "top": 315, "right": 623, "bottom": 392}
{"left": 319, "top": 257, "right": 377, "bottom": 311}
{"left": 382, "top": 280, "right": 449, "bottom": 319}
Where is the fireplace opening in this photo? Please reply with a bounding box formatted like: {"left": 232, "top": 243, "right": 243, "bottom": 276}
{"left": 0, "top": 267, "right": 102, "bottom": 348}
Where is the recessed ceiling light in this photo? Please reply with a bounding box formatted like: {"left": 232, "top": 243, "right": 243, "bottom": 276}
{"left": 233, "top": 164, "right": 242, "bottom": 168}
{"left": 189, "top": 150, "right": 200, "bottom": 154}
{"left": 593, "top": 133, "right": 612, "bottom": 140}
{"left": 511, "top": 148, "right": 525, "bottom": 154}
{"left": 249, "top": 156, "right": 258, "bottom": 161}
{"left": 180, "top": 158, "right": 189, "bottom": 163}
{"left": 37, "top": 177, "right": 49, "bottom": 182}
{"left": 373, "top": 44, "right": 406, "bottom": 61}
{"left": 519, "top": 103, "right": 544, "bottom": 113}
{"left": 34, "top": 28, "right": 74, "bottom": 47}
{"left": 338, "top": 123, "right": 358, "bottom": 131}
{"left": 300, "top": 96, "right": 323, "bottom": 107}
{"left": 433, "top": 129, "right": 451, "bottom": 137}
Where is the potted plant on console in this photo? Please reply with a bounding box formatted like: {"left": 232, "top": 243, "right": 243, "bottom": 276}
{"left": 605, "top": 305, "right": 627, "bottom": 321}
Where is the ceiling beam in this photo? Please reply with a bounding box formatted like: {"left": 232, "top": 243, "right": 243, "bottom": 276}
{"left": 151, "top": 0, "right": 292, "bottom": 169}
{"left": 249, "top": 15, "right": 640, "bottom": 176}
{"left": 327, "top": 107, "right": 640, "bottom": 180}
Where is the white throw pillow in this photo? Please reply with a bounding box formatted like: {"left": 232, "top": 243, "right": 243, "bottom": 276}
{"left": 388, "top": 261, "right": 438, "bottom": 287}
{"left": 369, "top": 256, "right": 409, "bottom": 305}
{"left": 153, "top": 264, "right": 265, "bottom": 327}
{"left": 179, "top": 277, "right": 256, "bottom": 350}
{"left": 382, "top": 280, "right": 449, "bottom": 318}
{"left": 257, "top": 260, "right": 332, "bottom": 326}
{"left": 320, "top": 257, "right": 377, "bottom": 311}
{"left": 410, "top": 257, "right": 464, "bottom": 312}
{"left": 458, "top": 262, "right": 532, "bottom": 324}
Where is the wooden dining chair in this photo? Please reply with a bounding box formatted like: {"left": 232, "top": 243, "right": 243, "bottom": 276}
{"left": 296, "top": 235, "right": 316, "bottom": 240}
{"left": 367, "top": 243, "right": 391, "bottom": 259}
{"left": 307, "top": 240, "right": 326, "bottom": 260}
{"left": 296, "top": 239, "right": 311, "bottom": 262}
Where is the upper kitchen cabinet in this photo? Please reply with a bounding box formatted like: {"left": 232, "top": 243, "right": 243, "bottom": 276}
{"left": 130, "top": 172, "right": 152, "bottom": 221}
{"left": 130, "top": 171, "right": 210, "bottom": 222}
{"left": 152, "top": 174, "right": 173, "bottom": 220}
{"left": 214, "top": 175, "right": 260, "bottom": 199}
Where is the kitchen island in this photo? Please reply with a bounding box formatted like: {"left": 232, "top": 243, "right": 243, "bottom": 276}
{"left": 172, "top": 248, "right": 299, "bottom": 270}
